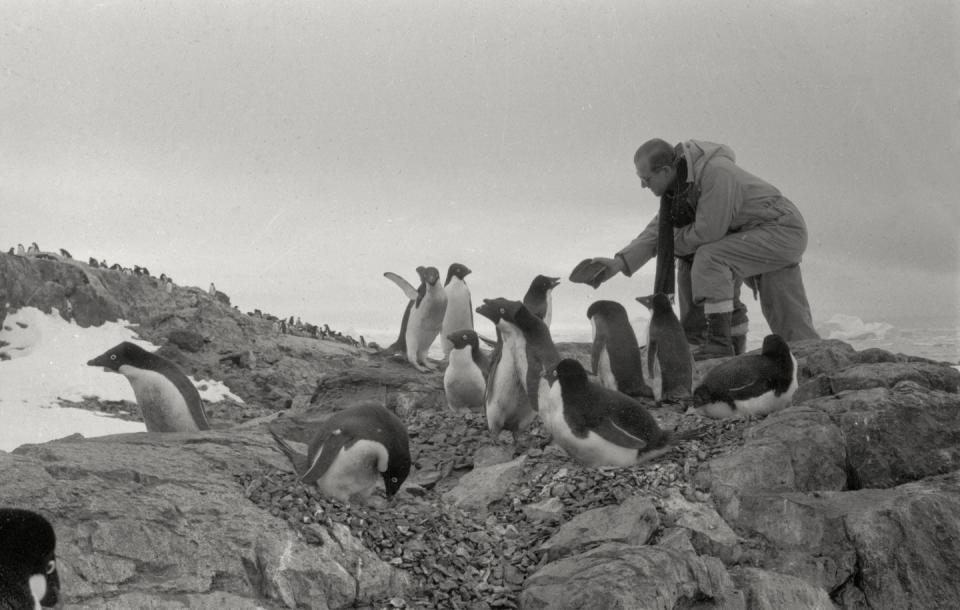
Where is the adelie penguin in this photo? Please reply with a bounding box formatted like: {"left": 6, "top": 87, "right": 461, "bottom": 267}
{"left": 87, "top": 341, "right": 211, "bottom": 432}
{"left": 693, "top": 333, "right": 798, "bottom": 419}
{"left": 440, "top": 263, "right": 474, "bottom": 357}
{"left": 0, "top": 508, "right": 59, "bottom": 610}
{"left": 384, "top": 266, "right": 448, "bottom": 372}
{"left": 522, "top": 275, "right": 560, "bottom": 327}
{"left": 443, "top": 330, "right": 487, "bottom": 412}
{"left": 269, "top": 404, "right": 411, "bottom": 504}
{"left": 476, "top": 299, "right": 536, "bottom": 444}
{"left": 492, "top": 298, "right": 561, "bottom": 412}
{"left": 541, "top": 359, "right": 704, "bottom": 468}
{"left": 587, "top": 300, "right": 654, "bottom": 400}
{"left": 640, "top": 293, "right": 693, "bottom": 404}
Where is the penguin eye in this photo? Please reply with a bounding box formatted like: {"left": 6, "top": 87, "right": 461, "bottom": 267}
{"left": 110, "top": 355, "right": 117, "bottom": 360}
{"left": 45, "top": 560, "right": 56, "bottom": 574}
{"left": 390, "top": 477, "right": 398, "bottom": 483}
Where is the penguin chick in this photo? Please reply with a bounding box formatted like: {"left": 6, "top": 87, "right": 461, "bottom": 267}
{"left": 443, "top": 330, "right": 487, "bottom": 412}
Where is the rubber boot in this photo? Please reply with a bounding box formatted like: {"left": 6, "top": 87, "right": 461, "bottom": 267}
{"left": 692, "top": 312, "right": 735, "bottom": 361}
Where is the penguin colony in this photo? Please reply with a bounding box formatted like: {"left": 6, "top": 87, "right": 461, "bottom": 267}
{"left": 0, "top": 250, "right": 805, "bottom": 604}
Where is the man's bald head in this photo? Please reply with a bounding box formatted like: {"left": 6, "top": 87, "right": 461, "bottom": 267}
{"left": 634, "top": 139, "right": 676, "bottom": 171}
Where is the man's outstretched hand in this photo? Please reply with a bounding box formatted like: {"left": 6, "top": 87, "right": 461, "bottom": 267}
{"left": 569, "top": 257, "right": 624, "bottom": 289}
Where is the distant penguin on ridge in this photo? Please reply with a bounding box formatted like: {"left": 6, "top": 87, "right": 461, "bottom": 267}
{"left": 522, "top": 275, "right": 560, "bottom": 326}
{"left": 269, "top": 404, "right": 411, "bottom": 504}
{"left": 587, "top": 300, "right": 654, "bottom": 400}
{"left": 87, "top": 341, "right": 211, "bottom": 432}
{"left": 693, "top": 334, "right": 798, "bottom": 419}
{"left": 0, "top": 508, "right": 60, "bottom": 610}
{"left": 440, "top": 263, "right": 474, "bottom": 356}
{"left": 384, "top": 266, "right": 448, "bottom": 372}
{"left": 16, "top": 244, "right": 25, "bottom": 256}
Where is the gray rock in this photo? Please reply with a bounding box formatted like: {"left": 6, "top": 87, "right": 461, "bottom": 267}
{"left": 521, "top": 543, "right": 745, "bottom": 610}
{"left": 442, "top": 455, "right": 527, "bottom": 514}
{"left": 660, "top": 489, "right": 741, "bottom": 562}
{"left": 730, "top": 567, "right": 835, "bottom": 610}
{"left": 538, "top": 495, "right": 659, "bottom": 562}
{"left": 522, "top": 497, "right": 564, "bottom": 523}
{"left": 4, "top": 430, "right": 410, "bottom": 608}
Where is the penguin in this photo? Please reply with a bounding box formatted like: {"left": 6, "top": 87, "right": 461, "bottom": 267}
{"left": 443, "top": 330, "right": 487, "bottom": 412}
{"left": 0, "top": 508, "right": 59, "bottom": 610}
{"left": 693, "top": 333, "right": 798, "bottom": 419}
{"left": 6, "top": 247, "right": 13, "bottom": 255}
{"left": 586, "top": 300, "right": 655, "bottom": 400}
{"left": 87, "top": 341, "right": 211, "bottom": 432}
{"left": 88, "top": 257, "right": 99, "bottom": 268}
{"left": 27, "top": 242, "right": 38, "bottom": 254}
{"left": 269, "top": 404, "right": 411, "bottom": 504}
{"left": 440, "top": 263, "right": 474, "bottom": 356}
{"left": 208, "top": 282, "right": 216, "bottom": 296}
{"left": 522, "top": 275, "right": 560, "bottom": 326}
{"left": 384, "top": 266, "right": 448, "bottom": 372}
{"left": 476, "top": 299, "right": 536, "bottom": 443}
{"left": 16, "top": 244, "right": 25, "bottom": 256}
{"left": 491, "top": 298, "right": 561, "bottom": 412}
{"left": 642, "top": 293, "right": 693, "bottom": 404}
{"left": 541, "top": 359, "right": 704, "bottom": 468}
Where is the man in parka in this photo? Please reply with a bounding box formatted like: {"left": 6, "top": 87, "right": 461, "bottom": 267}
{"left": 588, "top": 138, "right": 819, "bottom": 359}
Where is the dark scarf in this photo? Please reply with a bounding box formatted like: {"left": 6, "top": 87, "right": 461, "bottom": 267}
{"left": 653, "top": 156, "right": 698, "bottom": 295}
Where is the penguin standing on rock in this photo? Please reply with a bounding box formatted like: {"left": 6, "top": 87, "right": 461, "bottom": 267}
{"left": 541, "top": 359, "right": 705, "bottom": 468}
{"left": 443, "top": 330, "right": 487, "bottom": 412}
{"left": 693, "top": 334, "right": 798, "bottom": 419}
{"left": 476, "top": 299, "right": 536, "bottom": 444}
{"left": 385, "top": 266, "right": 448, "bottom": 372}
{"left": 440, "top": 263, "right": 474, "bottom": 356}
{"left": 587, "top": 300, "right": 654, "bottom": 400}
{"left": 643, "top": 293, "right": 694, "bottom": 404}
{"left": 0, "top": 508, "right": 60, "bottom": 610}
{"left": 87, "top": 341, "right": 211, "bottom": 432}
{"left": 493, "top": 298, "right": 561, "bottom": 412}
{"left": 522, "top": 275, "right": 560, "bottom": 326}
{"left": 269, "top": 404, "right": 411, "bottom": 504}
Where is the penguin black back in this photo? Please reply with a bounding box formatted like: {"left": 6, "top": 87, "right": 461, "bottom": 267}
{"left": 523, "top": 275, "right": 560, "bottom": 321}
{"left": 586, "top": 300, "right": 653, "bottom": 399}
{"left": 0, "top": 508, "right": 59, "bottom": 610}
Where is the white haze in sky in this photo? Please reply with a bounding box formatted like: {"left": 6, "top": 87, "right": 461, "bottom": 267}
{"left": 1, "top": 1, "right": 958, "bottom": 342}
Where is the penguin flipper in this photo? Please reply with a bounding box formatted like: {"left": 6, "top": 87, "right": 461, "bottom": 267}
{"left": 299, "top": 430, "right": 352, "bottom": 484}
{"left": 478, "top": 334, "right": 498, "bottom": 348}
{"left": 593, "top": 418, "right": 649, "bottom": 450}
{"left": 647, "top": 339, "right": 659, "bottom": 378}
{"left": 269, "top": 429, "right": 310, "bottom": 476}
{"left": 383, "top": 272, "right": 418, "bottom": 300}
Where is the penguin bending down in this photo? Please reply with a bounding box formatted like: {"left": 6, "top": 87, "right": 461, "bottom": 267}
{"left": 87, "top": 341, "right": 211, "bottom": 432}
{"left": 476, "top": 300, "right": 536, "bottom": 443}
{"left": 587, "top": 300, "right": 654, "bottom": 400}
{"left": 542, "top": 359, "right": 704, "bottom": 468}
{"left": 642, "top": 293, "right": 693, "bottom": 404}
{"left": 384, "top": 266, "right": 448, "bottom": 372}
{"left": 269, "top": 404, "right": 411, "bottom": 503}
{"left": 0, "top": 508, "right": 59, "bottom": 610}
{"left": 440, "top": 263, "right": 474, "bottom": 356}
{"left": 693, "top": 334, "right": 798, "bottom": 419}
{"left": 522, "top": 275, "right": 560, "bottom": 326}
{"left": 443, "top": 330, "right": 487, "bottom": 412}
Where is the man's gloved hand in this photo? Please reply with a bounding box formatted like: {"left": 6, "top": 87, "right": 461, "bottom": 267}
{"left": 570, "top": 257, "right": 624, "bottom": 289}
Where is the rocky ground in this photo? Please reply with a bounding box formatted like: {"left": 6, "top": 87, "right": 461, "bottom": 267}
{"left": 4, "top": 252, "right": 960, "bottom": 609}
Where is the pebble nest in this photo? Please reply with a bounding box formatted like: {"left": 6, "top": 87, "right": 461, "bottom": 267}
{"left": 235, "top": 405, "right": 750, "bottom": 610}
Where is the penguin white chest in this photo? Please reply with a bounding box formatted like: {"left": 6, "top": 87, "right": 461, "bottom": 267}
{"left": 444, "top": 348, "right": 485, "bottom": 410}
{"left": 120, "top": 366, "right": 200, "bottom": 432}
{"left": 595, "top": 347, "right": 617, "bottom": 392}
{"left": 316, "top": 439, "right": 389, "bottom": 503}
{"left": 441, "top": 281, "right": 474, "bottom": 351}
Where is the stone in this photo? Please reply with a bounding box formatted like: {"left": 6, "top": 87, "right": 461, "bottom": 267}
{"left": 442, "top": 455, "right": 527, "bottom": 514}
{"left": 730, "top": 567, "right": 834, "bottom": 610}
{"left": 538, "top": 495, "right": 659, "bottom": 562}
{"left": 660, "top": 488, "right": 741, "bottom": 562}
{"left": 522, "top": 497, "right": 564, "bottom": 523}
{"left": 166, "top": 328, "right": 207, "bottom": 352}
{"left": 521, "top": 543, "right": 745, "bottom": 610}
{"left": 2, "top": 430, "right": 411, "bottom": 607}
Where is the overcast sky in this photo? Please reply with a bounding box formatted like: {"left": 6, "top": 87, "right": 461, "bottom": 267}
{"left": 2, "top": 1, "right": 958, "bottom": 339}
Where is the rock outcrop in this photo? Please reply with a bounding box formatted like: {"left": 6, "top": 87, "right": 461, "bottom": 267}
{"left": 3, "top": 252, "right": 960, "bottom": 609}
